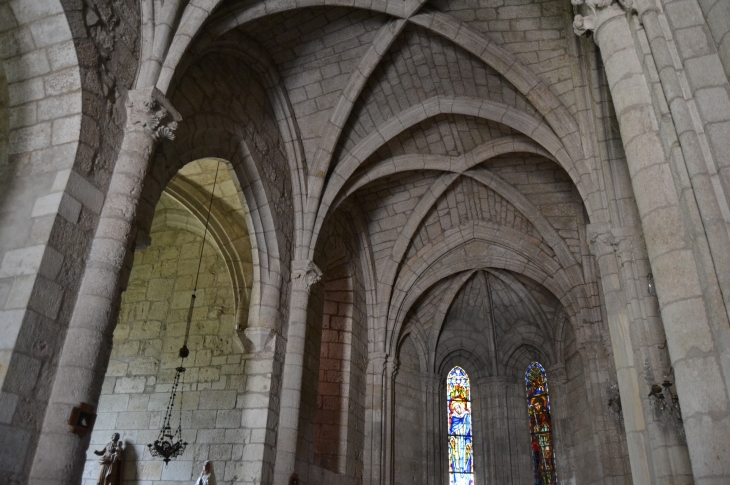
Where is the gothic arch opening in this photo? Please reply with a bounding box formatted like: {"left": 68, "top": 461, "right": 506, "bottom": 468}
{"left": 81, "top": 159, "right": 254, "bottom": 483}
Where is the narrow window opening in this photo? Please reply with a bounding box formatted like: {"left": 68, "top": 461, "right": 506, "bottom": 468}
{"left": 526, "top": 361, "right": 557, "bottom": 485}
{"left": 447, "top": 366, "right": 474, "bottom": 485}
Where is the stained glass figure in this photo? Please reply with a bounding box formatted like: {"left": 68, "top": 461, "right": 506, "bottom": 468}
{"left": 447, "top": 366, "right": 474, "bottom": 485}
{"left": 525, "top": 362, "right": 557, "bottom": 485}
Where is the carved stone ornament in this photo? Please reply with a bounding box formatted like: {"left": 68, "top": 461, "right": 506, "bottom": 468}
{"left": 291, "top": 259, "right": 323, "bottom": 291}
{"left": 572, "top": 0, "right": 632, "bottom": 36}
{"left": 125, "top": 87, "right": 182, "bottom": 141}
{"left": 587, "top": 224, "right": 645, "bottom": 266}
{"left": 586, "top": 223, "right": 617, "bottom": 258}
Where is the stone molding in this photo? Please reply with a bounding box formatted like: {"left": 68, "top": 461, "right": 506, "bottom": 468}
{"left": 290, "top": 259, "right": 322, "bottom": 291}
{"left": 125, "top": 87, "right": 182, "bottom": 141}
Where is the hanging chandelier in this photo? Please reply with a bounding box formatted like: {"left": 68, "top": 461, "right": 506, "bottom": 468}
{"left": 148, "top": 163, "right": 221, "bottom": 464}
{"left": 148, "top": 359, "right": 187, "bottom": 463}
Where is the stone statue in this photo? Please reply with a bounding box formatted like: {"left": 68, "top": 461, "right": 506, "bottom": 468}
{"left": 94, "top": 432, "right": 123, "bottom": 485}
{"left": 196, "top": 460, "right": 213, "bottom": 485}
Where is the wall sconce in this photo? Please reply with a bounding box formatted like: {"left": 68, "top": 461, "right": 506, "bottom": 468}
{"left": 647, "top": 367, "right": 685, "bottom": 441}
{"left": 647, "top": 272, "right": 656, "bottom": 296}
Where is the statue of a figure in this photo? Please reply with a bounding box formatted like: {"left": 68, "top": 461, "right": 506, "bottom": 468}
{"left": 196, "top": 461, "right": 213, "bottom": 485}
{"left": 94, "top": 432, "right": 123, "bottom": 485}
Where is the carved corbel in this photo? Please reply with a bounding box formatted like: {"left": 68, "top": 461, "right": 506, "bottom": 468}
{"left": 291, "top": 259, "right": 323, "bottom": 292}
{"left": 125, "top": 87, "right": 181, "bottom": 141}
{"left": 572, "top": 0, "right": 630, "bottom": 37}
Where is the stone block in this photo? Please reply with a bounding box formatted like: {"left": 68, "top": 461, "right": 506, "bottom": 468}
{"left": 216, "top": 409, "right": 242, "bottom": 428}
{"left": 37, "top": 92, "right": 81, "bottom": 122}
{"left": 128, "top": 357, "right": 160, "bottom": 375}
{"left": 694, "top": 87, "right": 730, "bottom": 123}
{"left": 146, "top": 279, "right": 174, "bottom": 300}
{"left": 45, "top": 40, "right": 77, "bottom": 71}
{"left": 8, "top": 121, "right": 51, "bottom": 153}
{"left": 0, "top": 427, "right": 30, "bottom": 473}
{"left": 51, "top": 115, "right": 81, "bottom": 145}
{"left": 3, "top": 50, "right": 51, "bottom": 83}
{"left": 28, "top": 13, "right": 71, "bottom": 48}
{"left": 198, "top": 390, "right": 237, "bottom": 410}
{"left": 115, "top": 376, "right": 146, "bottom": 394}
{"left": 160, "top": 460, "right": 193, "bottom": 481}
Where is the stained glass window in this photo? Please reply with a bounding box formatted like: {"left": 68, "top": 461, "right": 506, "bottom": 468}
{"left": 525, "top": 362, "right": 557, "bottom": 485}
{"left": 447, "top": 366, "right": 474, "bottom": 485}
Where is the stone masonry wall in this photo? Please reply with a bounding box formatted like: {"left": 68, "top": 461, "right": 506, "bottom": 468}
{"left": 82, "top": 182, "right": 251, "bottom": 485}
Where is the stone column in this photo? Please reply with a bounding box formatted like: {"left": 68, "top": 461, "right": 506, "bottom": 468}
{"left": 28, "top": 87, "right": 180, "bottom": 485}
{"left": 574, "top": 2, "right": 730, "bottom": 482}
{"left": 421, "top": 372, "right": 442, "bottom": 485}
{"left": 274, "top": 260, "right": 321, "bottom": 485}
{"left": 363, "top": 353, "right": 387, "bottom": 485}
{"left": 383, "top": 358, "right": 397, "bottom": 485}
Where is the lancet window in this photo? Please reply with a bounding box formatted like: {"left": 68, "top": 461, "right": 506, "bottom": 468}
{"left": 447, "top": 366, "right": 474, "bottom": 485}
{"left": 525, "top": 361, "right": 557, "bottom": 485}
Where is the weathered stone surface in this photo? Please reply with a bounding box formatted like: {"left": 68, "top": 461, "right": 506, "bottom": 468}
{"left": 2, "top": 1, "right": 730, "bottom": 485}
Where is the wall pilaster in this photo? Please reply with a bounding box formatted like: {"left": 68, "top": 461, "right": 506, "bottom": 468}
{"left": 363, "top": 353, "right": 387, "bottom": 485}
{"left": 274, "top": 260, "right": 322, "bottom": 485}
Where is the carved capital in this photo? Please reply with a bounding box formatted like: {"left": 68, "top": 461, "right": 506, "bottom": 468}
{"left": 291, "top": 260, "right": 322, "bottom": 292}
{"left": 125, "top": 87, "right": 181, "bottom": 141}
{"left": 572, "top": 0, "right": 628, "bottom": 37}
{"left": 587, "top": 224, "right": 645, "bottom": 266}
{"left": 586, "top": 223, "right": 617, "bottom": 258}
